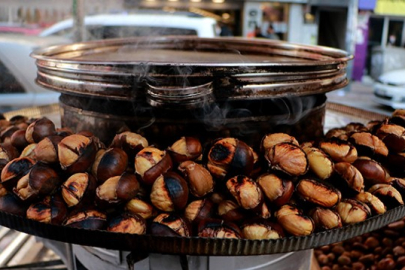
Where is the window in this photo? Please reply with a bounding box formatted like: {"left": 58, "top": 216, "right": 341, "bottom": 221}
{"left": 0, "top": 59, "right": 25, "bottom": 94}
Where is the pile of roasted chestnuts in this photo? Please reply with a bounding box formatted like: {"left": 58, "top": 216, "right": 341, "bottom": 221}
{"left": 0, "top": 109, "right": 405, "bottom": 241}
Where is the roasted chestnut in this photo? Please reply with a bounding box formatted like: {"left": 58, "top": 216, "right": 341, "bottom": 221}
{"left": 335, "top": 199, "right": 371, "bottom": 225}
{"left": 375, "top": 123, "right": 405, "bottom": 153}
{"left": 13, "top": 162, "right": 60, "bottom": 202}
{"left": 349, "top": 132, "right": 389, "bottom": 159}
{"left": 332, "top": 162, "right": 364, "bottom": 196}
{"left": 226, "top": 175, "right": 262, "bottom": 210}
{"left": 241, "top": 219, "right": 284, "bottom": 240}
{"left": 92, "top": 148, "right": 128, "bottom": 184}
{"left": 19, "top": 143, "right": 37, "bottom": 159}
{"left": 25, "top": 117, "right": 56, "bottom": 144}
{"left": 184, "top": 199, "right": 214, "bottom": 225}
{"left": 217, "top": 199, "right": 245, "bottom": 222}
{"left": 387, "top": 152, "right": 405, "bottom": 175}
{"left": 0, "top": 143, "right": 19, "bottom": 164}
{"left": 178, "top": 160, "right": 214, "bottom": 198}
{"left": 63, "top": 208, "right": 107, "bottom": 230}
{"left": 275, "top": 204, "right": 314, "bottom": 236}
{"left": 265, "top": 142, "right": 308, "bottom": 177}
{"left": 325, "top": 128, "right": 348, "bottom": 141}
{"left": 391, "top": 109, "right": 405, "bottom": 127}
{"left": 207, "top": 137, "right": 254, "bottom": 180}
{"left": 1, "top": 126, "right": 19, "bottom": 144}
{"left": 10, "top": 129, "right": 29, "bottom": 151}
{"left": 391, "top": 177, "right": 405, "bottom": 197}
{"left": 345, "top": 122, "right": 369, "bottom": 133}
{"left": 34, "top": 135, "right": 63, "bottom": 164}
{"left": 125, "top": 198, "right": 157, "bottom": 220}
{"left": 0, "top": 189, "right": 27, "bottom": 217}
{"left": 151, "top": 213, "right": 190, "bottom": 237}
{"left": 26, "top": 194, "right": 67, "bottom": 225}
{"left": 302, "top": 146, "right": 334, "bottom": 180}
{"left": 319, "top": 139, "right": 358, "bottom": 163}
{"left": 107, "top": 212, "right": 146, "bottom": 234}
{"left": 150, "top": 172, "right": 189, "bottom": 212}
{"left": 58, "top": 134, "right": 97, "bottom": 174}
{"left": 168, "top": 136, "right": 202, "bottom": 163}
{"left": 96, "top": 172, "right": 140, "bottom": 207}
{"left": 309, "top": 207, "right": 342, "bottom": 231}
{"left": 256, "top": 173, "right": 294, "bottom": 207}
{"left": 295, "top": 179, "right": 341, "bottom": 208}
{"left": 354, "top": 191, "right": 386, "bottom": 215}
{"left": 1, "top": 157, "right": 35, "bottom": 191}
{"left": 61, "top": 172, "right": 97, "bottom": 208}
{"left": 198, "top": 218, "right": 241, "bottom": 239}
{"left": 368, "top": 184, "right": 404, "bottom": 209}
{"left": 134, "top": 146, "right": 172, "bottom": 185}
{"left": 110, "top": 131, "right": 148, "bottom": 160}
{"left": 352, "top": 157, "right": 391, "bottom": 186}
{"left": 261, "top": 133, "right": 299, "bottom": 152}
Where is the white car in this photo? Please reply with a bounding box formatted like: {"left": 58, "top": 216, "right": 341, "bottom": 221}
{"left": 0, "top": 35, "right": 70, "bottom": 112}
{"left": 374, "top": 69, "right": 405, "bottom": 109}
{"left": 39, "top": 13, "right": 218, "bottom": 40}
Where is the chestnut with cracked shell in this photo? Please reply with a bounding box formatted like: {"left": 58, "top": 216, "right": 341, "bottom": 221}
{"left": 368, "top": 184, "right": 404, "bottom": 209}
{"left": 168, "top": 136, "right": 202, "bottom": 163}
{"left": 207, "top": 137, "right": 254, "bottom": 180}
{"left": 241, "top": 219, "right": 284, "bottom": 240}
{"left": 261, "top": 133, "right": 298, "bottom": 152}
{"left": 354, "top": 191, "right": 386, "bottom": 215}
{"left": 151, "top": 212, "right": 190, "bottom": 237}
{"left": 63, "top": 208, "right": 107, "bottom": 230}
{"left": 58, "top": 134, "right": 97, "bottom": 174}
{"left": 309, "top": 207, "right": 342, "bottom": 231}
{"left": 0, "top": 184, "right": 27, "bottom": 217}
{"left": 319, "top": 139, "right": 358, "bottom": 163}
{"left": 19, "top": 143, "right": 37, "bottom": 159}
{"left": 348, "top": 132, "right": 389, "bottom": 159}
{"left": 34, "top": 135, "right": 63, "bottom": 164}
{"left": 256, "top": 173, "right": 294, "bottom": 207}
{"left": 296, "top": 178, "right": 341, "bottom": 208}
{"left": 0, "top": 143, "right": 19, "bottom": 164}
{"left": 275, "top": 204, "right": 314, "bottom": 236}
{"left": 110, "top": 131, "right": 148, "bottom": 161}
{"left": 92, "top": 148, "right": 128, "bottom": 184}
{"left": 26, "top": 194, "right": 67, "bottom": 225}
{"left": 184, "top": 198, "right": 214, "bottom": 225}
{"left": 178, "top": 160, "right": 214, "bottom": 198}
{"left": 125, "top": 198, "right": 157, "bottom": 220}
{"left": 198, "top": 218, "right": 241, "bottom": 239}
{"left": 375, "top": 123, "right": 405, "bottom": 153}
{"left": 336, "top": 199, "right": 370, "bottom": 225}
{"left": 265, "top": 142, "right": 308, "bottom": 177}
{"left": 150, "top": 172, "right": 189, "bottom": 212}
{"left": 302, "top": 146, "right": 334, "bottom": 180}
{"left": 217, "top": 199, "right": 245, "bottom": 222}
{"left": 332, "top": 162, "right": 364, "bottom": 196}
{"left": 107, "top": 212, "right": 146, "bottom": 234}
{"left": 25, "top": 117, "right": 56, "bottom": 144}
{"left": 61, "top": 172, "right": 97, "bottom": 208}
{"left": 0, "top": 157, "right": 35, "bottom": 191}
{"left": 134, "top": 147, "right": 172, "bottom": 185}
{"left": 352, "top": 157, "right": 391, "bottom": 186}
{"left": 226, "top": 175, "right": 262, "bottom": 210}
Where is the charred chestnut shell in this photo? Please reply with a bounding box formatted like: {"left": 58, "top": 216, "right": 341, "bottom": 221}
{"left": 63, "top": 208, "right": 107, "bottom": 230}
{"left": 26, "top": 194, "right": 67, "bottom": 225}
{"left": 198, "top": 218, "right": 242, "bottom": 239}
{"left": 0, "top": 192, "right": 27, "bottom": 217}
{"left": 375, "top": 123, "right": 405, "bottom": 153}
{"left": 151, "top": 213, "right": 190, "bottom": 237}
{"left": 0, "top": 157, "right": 35, "bottom": 191}
{"left": 107, "top": 212, "right": 146, "bottom": 235}
{"left": 61, "top": 172, "right": 97, "bottom": 208}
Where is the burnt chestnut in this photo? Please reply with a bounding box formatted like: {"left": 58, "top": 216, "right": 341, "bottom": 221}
{"left": 150, "top": 172, "right": 189, "bottom": 212}
{"left": 0, "top": 185, "right": 27, "bottom": 217}
{"left": 107, "top": 212, "right": 146, "bottom": 234}
{"left": 168, "top": 136, "right": 202, "bottom": 163}
{"left": 58, "top": 134, "right": 97, "bottom": 174}
{"left": 92, "top": 148, "right": 128, "bottom": 184}
{"left": 13, "top": 162, "right": 60, "bottom": 202}
{"left": 96, "top": 172, "right": 140, "bottom": 207}
{"left": 296, "top": 179, "right": 341, "bottom": 208}
{"left": 332, "top": 162, "right": 364, "bottom": 196}
{"left": 26, "top": 194, "right": 67, "bottom": 225}
{"left": 352, "top": 157, "right": 391, "bottom": 186}
{"left": 265, "top": 142, "right": 308, "bottom": 177}
{"left": 349, "top": 132, "right": 389, "bottom": 158}
{"left": 309, "top": 207, "right": 342, "bottom": 231}
{"left": 151, "top": 213, "right": 190, "bottom": 237}
{"left": 125, "top": 198, "right": 157, "bottom": 220}
{"left": 319, "top": 139, "right": 358, "bottom": 163}
{"left": 10, "top": 129, "right": 29, "bottom": 151}
{"left": 184, "top": 199, "right": 214, "bottom": 225}
{"left": 256, "top": 173, "right": 294, "bottom": 207}
{"left": 275, "top": 204, "right": 314, "bottom": 236}
{"left": 198, "top": 218, "right": 241, "bottom": 239}
{"left": 368, "top": 184, "right": 404, "bottom": 209}
{"left": 354, "top": 191, "right": 386, "bottom": 215}
{"left": 207, "top": 137, "right": 254, "bottom": 180}
{"left": 241, "top": 219, "right": 284, "bottom": 240}
{"left": 25, "top": 117, "right": 56, "bottom": 144}
{"left": 134, "top": 147, "right": 172, "bottom": 185}
{"left": 217, "top": 199, "right": 246, "bottom": 222}
{"left": 375, "top": 123, "right": 405, "bottom": 153}
{"left": 178, "top": 160, "right": 214, "bottom": 198}
{"left": 1, "top": 157, "right": 35, "bottom": 191}
{"left": 61, "top": 172, "right": 97, "bottom": 208}
{"left": 34, "top": 135, "right": 63, "bottom": 164}
{"left": 261, "top": 133, "right": 299, "bottom": 152}
{"left": 336, "top": 199, "right": 371, "bottom": 225}
{"left": 63, "top": 208, "right": 107, "bottom": 230}
{"left": 302, "top": 146, "right": 334, "bottom": 180}
{"left": 226, "top": 175, "right": 262, "bottom": 210}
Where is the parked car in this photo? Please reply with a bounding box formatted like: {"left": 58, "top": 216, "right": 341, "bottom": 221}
{"left": 373, "top": 69, "right": 405, "bottom": 109}
{"left": 0, "top": 35, "right": 70, "bottom": 112}
{"left": 39, "top": 13, "right": 218, "bottom": 40}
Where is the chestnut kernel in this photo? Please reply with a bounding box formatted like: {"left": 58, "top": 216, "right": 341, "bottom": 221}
{"left": 303, "top": 146, "right": 334, "bottom": 180}
{"left": 151, "top": 213, "right": 190, "bottom": 237}
{"left": 257, "top": 173, "right": 294, "bottom": 207}
{"left": 34, "top": 135, "right": 63, "bottom": 164}
{"left": 261, "top": 133, "right": 299, "bottom": 152}
{"left": 226, "top": 175, "right": 262, "bottom": 210}
{"left": 332, "top": 162, "right": 364, "bottom": 196}
{"left": 125, "top": 198, "right": 156, "bottom": 220}
{"left": 336, "top": 199, "right": 371, "bottom": 225}
{"left": 178, "top": 160, "right": 214, "bottom": 198}
{"left": 368, "top": 184, "right": 404, "bottom": 208}
{"left": 349, "top": 132, "right": 388, "bottom": 158}
{"left": 168, "top": 136, "right": 202, "bottom": 163}
{"left": 265, "top": 142, "right": 308, "bottom": 176}
{"left": 198, "top": 218, "right": 241, "bottom": 239}
{"left": 184, "top": 199, "right": 214, "bottom": 225}
{"left": 241, "top": 219, "right": 284, "bottom": 240}
{"left": 296, "top": 179, "right": 341, "bottom": 208}
{"left": 1, "top": 157, "right": 35, "bottom": 191}
{"left": 217, "top": 199, "right": 245, "bottom": 222}
{"left": 61, "top": 172, "right": 97, "bottom": 208}
{"left": 309, "top": 207, "right": 342, "bottom": 230}
{"left": 275, "top": 204, "right": 314, "bottom": 236}
{"left": 319, "top": 139, "right": 358, "bottom": 163}
{"left": 134, "top": 147, "right": 172, "bottom": 185}
{"left": 355, "top": 192, "right": 386, "bottom": 215}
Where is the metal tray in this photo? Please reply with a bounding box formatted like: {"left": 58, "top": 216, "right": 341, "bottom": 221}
{"left": 31, "top": 36, "right": 353, "bottom": 101}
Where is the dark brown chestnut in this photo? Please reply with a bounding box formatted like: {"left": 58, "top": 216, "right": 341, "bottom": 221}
{"left": 332, "top": 162, "right": 364, "bottom": 196}
{"left": 296, "top": 178, "right": 341, "bottom": 208}
{"left": 26, "top": 194, "right": 67, "bottom": 225}
{"left": 207, "top": 137, "right": 254, "bottom": 180}
{"left": 10, "top": 129, "right": 29, "bottom": 151}
{"left": 55, "top": 127, "right": 74, "bottom": 137}
{"left": 0, "top": 157, "right": 35, "bottom": 191}
{"left": 226, "top": 175, "right": 262, "bottom": 210}
{"left": 150, "top": 172, "right": 189, "bottom": 212}
{"left": 265, "top": 142, "right": 308, "bottom": 177}
{"left": 134, "top": 146, "right": 173, "bottom": 185}
{"left": 261, "top": 133, "right": 299, "bottom": 152}
{"left": 217, "top": 199, "right": 245, "bottom": 222}
{"left": 336, "top": 199, "right": 371, "bottom": 225}
{"left": 125, "top": 198, "right": 157, "bottom": 220}
{"left": 178, "top": 160, "right": 214, "bottom": 198}
{"left": 1, "top": 126, "right": 19, "bottom": 144}
{"left": 34, "top": 135, "right": 63, "bottom": 164}
{"left": 319, "top": 139, "right": 358, "bottom": 163}
{"left": 61, "top": 172, "right": 97, "bottom": 208}
{"left": 25, "top": 117, "right": 56, "bottom": 144}
{"left": 92, "top": 148, "right": 128, "bottom": 184}
{"left": 368, "top": 184, "right": 404, "bottom": 209}
{"left": 241, "top": 219, "right": 284, "bottom": 240}
{"left": 151, "top": 213, "right": 190, "bottom": 237}
{"left": 348, "top": 132, "right": 388, "bottom": 158}
{"left": 168, "top": 136, "right": 202, "bottom": 163}
{"left": 256, "top": 173, "right": 294, "bottom": 207}
{"left": 107, "top": 212, "right": 146, "bottom": 234}
{"left": 198, "top": 218, "right": 241, "bottom": 239}
{"left": 275, "top": 204, "right": 314, "bottom": 236}
{"left": 391, "top": 177, "right": 405, "bottom": 197}
{"left": 96, "top": 172, "right": 140, "bottom": 207}
{"left": 63, "top": 208, "right": 107, "bottom": 230}
{"left": 375, "top": 123, "right": 405, "bottom": 153}
{"left": 58, "top": 134, "right": 97, "bottom": 174}
{"left": 354, "top": 191, "right": 386, "bottom": 215}
{"left": 352, "top": 157, "right": 391, "bottom": 186}
{"left": 184, "top": 198, "right": 214, "bottom": 225}
{"left": 0, "top": 143, "right": 19, "bottom": 164}
{"left": 325, "top": 128, "right": 348, "bottom": 141}
{"left": 0, "top": 184, "right": 27, "bottom": 217}
{"left": 309, "top": 207, "right": 342, "bottom": 231}
{"left": 302, "top": 146, "right": 334, "bottom": 180}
